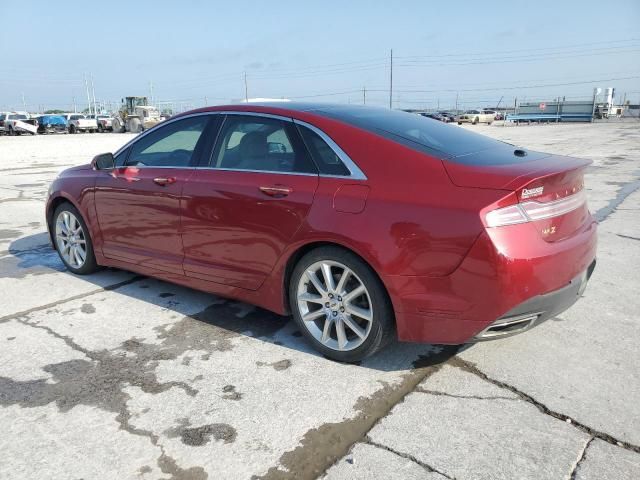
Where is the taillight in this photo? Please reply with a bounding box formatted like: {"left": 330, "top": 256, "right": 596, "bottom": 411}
{"left": 484, "top": 190, "right": 587, "bottom": 228}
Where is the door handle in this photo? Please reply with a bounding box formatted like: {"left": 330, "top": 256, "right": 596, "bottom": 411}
{"left": 153, "top": 176, "right": 177, "bottom": 186}
{"left": 259, "top": 185, "right": 292, "bottom": 197}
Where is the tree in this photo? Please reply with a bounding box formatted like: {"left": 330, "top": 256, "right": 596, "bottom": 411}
{"left": 44, "top": 109, "right": 65, "bottom": 114}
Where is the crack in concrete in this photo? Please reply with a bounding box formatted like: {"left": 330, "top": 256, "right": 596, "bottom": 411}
{"left": 255, "top": 346, "right": 460, "bottom": 480}
{"left": 593, "top": 171, "right": 640, "bottom": 222}
{"left": 363, "top": 438, "right": 454, "bottom": 479}
{"left": 448, "top": 357, "right": 640, "bottom": 454}
{"left": 569, "top": 437, "right": 594, "bottom": 480}
{"left": 0, "top": 275, "right": 144, "bottom": 323}
{"left": 617, "top": 233, "right": 640, "bottom": 241}
{"left": 413, "top": 386, "right": 517, "bottom": 402}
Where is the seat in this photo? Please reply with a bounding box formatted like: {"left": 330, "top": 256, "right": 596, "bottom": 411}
{"left": 236, "top": 131, "right": 280, "bottom": 172}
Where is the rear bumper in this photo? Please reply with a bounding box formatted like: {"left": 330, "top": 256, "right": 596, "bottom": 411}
{"left": 471, "top": 259, "right": 596, "bottom": 340}
{"left": 387, "top": 216, "right": 597, "bottom": 344}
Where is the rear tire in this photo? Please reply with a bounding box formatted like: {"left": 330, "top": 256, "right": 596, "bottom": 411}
{"left": 69, "top": 125, "right": 76, "bottom": 134}
{"left": 289, "top": 246, "right": 394, "bottom": 362}
{"left": 52, "top": 203, "right": 99, "bottom": 275}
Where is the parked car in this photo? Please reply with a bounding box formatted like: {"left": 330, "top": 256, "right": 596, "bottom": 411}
{"left": 0, "top": 112, "right": 38, "bottom": 135}
{"left": 482, "top": 109, "right": 505, "bottom": 121}
{"left": 61, "top": 114, "right": 98, "bottom": 133}
{"left": 37, "top": 115, "right": 68, "bottom": 134}
{"left": 87, "top": 114, "right": 114, "bottom": 132}
{"left": 419, "top": 112, "right": 447, "bottom": 122}
{"left": 46, "top": 104, "right": 597, "bottom": 361}
{"left": 438, "top": 112, "right": 456, "bottom": 123}
{"left": 457, "top": 109, "right": 495, "bottom": 125}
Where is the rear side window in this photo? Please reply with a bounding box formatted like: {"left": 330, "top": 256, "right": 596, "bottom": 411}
{"left": 297, "top": 125, "right": 350, "bottom": 176}
{"left": 314, "top": 105, "right": 535, "bottom": 164}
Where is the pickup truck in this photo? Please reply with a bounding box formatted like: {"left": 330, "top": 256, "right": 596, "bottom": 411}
{"left": 0, "top": 112, "right": 38, "bottom": 135}
{"left": 87, "top": 114, "right": 114, "bottom": 132}
{"left": 62, "top": 114, "right": 98, "bottom": 133}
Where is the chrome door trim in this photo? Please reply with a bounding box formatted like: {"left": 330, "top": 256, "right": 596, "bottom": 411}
{"left": 293, "top": 119, "right": 367, "bottom": 180}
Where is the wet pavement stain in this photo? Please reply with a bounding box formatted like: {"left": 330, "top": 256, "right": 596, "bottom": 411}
{"left": 155, "top": 301, "right": 290, "bottom": 354}
{"left": 0, "top": 229, "right": 22, "bottom": 240}
{"left": 257, "top": 359, "right": 292, "bottom": 371}
{"left": 256, "top": 345, "right": 459, "bottom": 480}
{"left": 222, "top": 385, "right": 243, "bottom": 401}
{"left": 1, "top": 244, "right": 65, "bottom": 279}
{"left": 80, "top": 303, "right": 96, "bottom": 314}
{"left": 166, "top": 418, "right": 237, "bottom": 446}
{"left": 160, "top": 292, "right": 176, "bottom": 298}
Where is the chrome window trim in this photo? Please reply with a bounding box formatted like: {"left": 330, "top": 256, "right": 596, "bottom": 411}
{"left": 194, "top": 167, "right": 318, "bottom": 177}
{"left": 112, "top": 111, "right": 217, "bottom": 157}
{"left": 293, "top": 119, "right": 367, "bottom": 180}
{"left": 111, "top": 110, "right": 367, "bottom": 180}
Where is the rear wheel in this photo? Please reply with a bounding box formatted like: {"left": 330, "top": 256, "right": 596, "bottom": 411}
{"left": 473, "top": 117, "right": 479, "bottom": 124}
{"left": 69, "top": 124, "right": 76, "bottom": 134}
{"left": 53, "top": 203, "right": 99, "bottom": 275}
{"left": 290, "top": 246, "right": 394, "bottom": 362}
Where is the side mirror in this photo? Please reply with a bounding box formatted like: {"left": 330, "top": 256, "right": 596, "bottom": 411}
{"left": 92, "top": 152, "right": 115, "bottom": 170}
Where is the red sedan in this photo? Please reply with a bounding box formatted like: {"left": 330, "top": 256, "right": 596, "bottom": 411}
{"left": 46, "top": 104, "right": 597, "bottom": 361}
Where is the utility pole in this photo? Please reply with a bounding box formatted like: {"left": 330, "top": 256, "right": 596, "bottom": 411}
{"left": 389, "top": 49, "right": 393, "bottom": 109}
{"left": 91, "top": 74, "right": 97, "bottom": 114}
{"left": 84, "top": 74, "right": 92, "bottom": 115}
{"left": 455, "top": 92, "right": 459, "bottom": 112}
{"left": 21, "top": 92, "right": 26, "bottom": 112}
{"left": 149, "top": 80, "right": 154, "bottom": 106}
{"left": 244, "top": 72, "right": 248, "bottom": 102}
{"left": 204, "top": 96, "right": 208, "bottom": 106}
{"left": 363, "top": 86, "right": 366, "bottom": 105}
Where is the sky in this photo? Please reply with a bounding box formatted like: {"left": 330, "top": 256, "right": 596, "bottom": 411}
{"left": 1, "top": 0, "right": 639, "bottom": 112}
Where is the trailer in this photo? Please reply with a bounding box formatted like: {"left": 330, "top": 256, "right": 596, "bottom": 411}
{"left": 506, "top": 101, "right": 595, "bottom": 123}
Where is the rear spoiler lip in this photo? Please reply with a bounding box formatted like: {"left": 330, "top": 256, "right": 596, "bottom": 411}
{"left": 502, "top": 155, "right": 592, "bottom": 191}
{"left": 442, "top": 151, "right": 592, "bottom": 190}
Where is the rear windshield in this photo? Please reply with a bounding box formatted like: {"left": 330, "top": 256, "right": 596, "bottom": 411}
{"left": 9, "top": 114, "right": 28, "bottom": 120}
{"left": 314, "top": 105, "right": 505, "bottom": 159}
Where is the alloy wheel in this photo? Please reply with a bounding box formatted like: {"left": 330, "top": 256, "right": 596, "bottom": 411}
{"left": 55, "top": 210, "right": 87, "bottom": 268}
{"left": 296, "top": 260, "right": 373, "bottom": 351}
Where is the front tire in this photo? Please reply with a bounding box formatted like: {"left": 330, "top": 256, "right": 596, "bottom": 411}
{"left": 53, "top": 203, "right": 99, "bottom": 275}
{"left": 289, "top": 246, "right": 394, "bottom": 362}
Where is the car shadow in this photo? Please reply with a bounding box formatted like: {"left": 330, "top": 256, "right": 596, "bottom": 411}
{"left": 6, "top": 232, "right": 469, "bottom": 373}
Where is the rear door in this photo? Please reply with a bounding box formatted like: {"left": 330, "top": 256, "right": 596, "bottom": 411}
{"left": 181, "top": 113, "right": 319, "bottom": 289}
{"left": 94, "top": 114, "right": 213, "bottom": 273}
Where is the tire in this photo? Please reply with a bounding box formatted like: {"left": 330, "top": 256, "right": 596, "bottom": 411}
{"left": 98, "top": 124, "right": 103, "bottom": 133}
{"left": 52, "top": 202, "right": 99, "bottom": 275}
{"left": 8, "top": 127, "right": 14, "bottom": 136}
{"left": 457, "top": 122, "right": 462, "bottom": 125}
{"left": 289, "top": 246, "right": 394, "bottom": 362}
{"left": 69, "top": 125, "right": 76, "bottom": 134}
{"left": 473, "top": 117, "right": 479, "bottom": 125}
{"left": 128, "top": 117, "right": 142, "bottom": 133}
{"left": 487, "top": 121, "right": 492, "bottom": 125}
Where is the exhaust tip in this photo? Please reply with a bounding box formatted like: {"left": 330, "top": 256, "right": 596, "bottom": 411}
{"left": 473, "top": 313, "right": 541, "bottom": 341}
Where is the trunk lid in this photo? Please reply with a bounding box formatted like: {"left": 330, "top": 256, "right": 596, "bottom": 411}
{"left": 443, "top": 147, "right": 592, "bottom": 242}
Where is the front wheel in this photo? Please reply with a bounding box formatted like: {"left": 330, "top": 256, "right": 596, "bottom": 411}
{"left": 53, "top": 203, "right": 99, "bottom": 275}
{"left": 289, "top": 246, "right": 394, "bottom": 362}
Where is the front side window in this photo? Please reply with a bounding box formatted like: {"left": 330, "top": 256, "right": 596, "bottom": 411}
{"left": 212, "top": 115, "right": 316, "bottom": 174}
{"left": 125, "top": 115, "right": 209, "bottom": 167}
{"left": 297, "top": 125, "right": 350, "bottom": 176}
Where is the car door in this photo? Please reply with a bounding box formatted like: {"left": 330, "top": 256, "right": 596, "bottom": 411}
{"left": 94, "top": 114, "right": 213, "bottom": 274}
{"left": 180, "top": 113, "right": 319, "bottom": 290}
